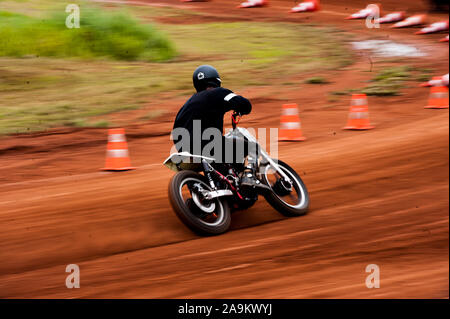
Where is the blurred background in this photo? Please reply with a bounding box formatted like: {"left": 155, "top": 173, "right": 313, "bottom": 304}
{"left": 0, "top": 0, "right": 446, "bottom": 135}
{"left": 0, "top": 0, "right": 448, "bottom": 298}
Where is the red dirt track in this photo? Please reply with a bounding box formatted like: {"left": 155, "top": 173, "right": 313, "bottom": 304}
{"left": 0, "top": 0, "right": 448, "bottom": 298}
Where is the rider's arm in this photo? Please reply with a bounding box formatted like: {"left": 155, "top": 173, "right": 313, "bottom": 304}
{"left": 220, "top": 89, "right": 252, "bottom": 115}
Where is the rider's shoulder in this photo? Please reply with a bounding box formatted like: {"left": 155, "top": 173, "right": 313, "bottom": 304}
{"left": 211, "top": 87, "right": 234, "bottom": 98}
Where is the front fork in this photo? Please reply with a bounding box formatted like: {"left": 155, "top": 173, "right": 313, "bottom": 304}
{"left": 258, "top": 149, "right": 293, "bottom": 185}
{"left": 202, "top": 159, "right": 217, "bottom": 190}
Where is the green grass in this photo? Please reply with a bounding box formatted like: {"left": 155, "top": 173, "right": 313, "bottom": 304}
{"left": 415, "top": 68, "right": 434, "bottom": 82}
{"left": 331, "top": 66, "right": 417, "bottom": 97}
{"left": 304, "top": 77, "right": 329, "bottom": 84}
{"left": 362, "top": 66, "right": 411, "bottom": 96}
{"left": 163, "top": 22, "right": 352, "bottom": 88}
{"left": 0, "top": 8, "right": 176, "bottom": 61}
{"left": 331, "top": 89, "right": 359, "bottom": 96}
{"left": 0, "top": 4, "right": 353, "bottom": 135}
{"left": 138, "top": 110, "right": 166, "bottom": 121}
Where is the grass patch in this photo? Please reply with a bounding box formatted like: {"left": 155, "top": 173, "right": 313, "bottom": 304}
{"left": 333, "top": 66, "right": 433, "bottom": 97}
{"left": 415, "top": 68, "right": 434, "bottom": 82}
{"left": 0, "top": 8, "right": 176, "bottom": 61}
{"left": 304, "top": 77, "right": 329, "bottom": 84}
{"left": 331, "top": 89, "right": 359, "bottom": 96}
{"left": 91, "top": 120, "right": 111, "bottom": 128}
{"left": 62, "top": 118, "right": 88, "bottom": 128}
{"left": 362, "top": 66, "right": 411, "bottom": 96}
{"left": 138, "top": 110, "right": 166, "bottom": 121}
{"left": 162, "top": 22, "right": 352, "bottom": 88}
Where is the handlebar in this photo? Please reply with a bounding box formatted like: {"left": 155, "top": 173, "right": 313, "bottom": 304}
{"left": 231, "top": 112, "right": 241, "bottom": 129}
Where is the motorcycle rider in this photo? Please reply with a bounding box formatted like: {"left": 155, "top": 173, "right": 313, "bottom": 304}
{"left": 172, "top": 65, "right": 269, "bottom": 192}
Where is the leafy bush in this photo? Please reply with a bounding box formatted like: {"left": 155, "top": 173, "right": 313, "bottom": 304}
{"left": 0, "top": 9, "right": 176, "bottom": 61}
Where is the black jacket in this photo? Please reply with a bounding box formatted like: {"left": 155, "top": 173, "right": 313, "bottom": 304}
{"left": 172, "top": 87, "right": 252, "bottom": 152}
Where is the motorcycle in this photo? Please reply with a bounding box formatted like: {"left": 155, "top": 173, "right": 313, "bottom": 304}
{"left": 163, "top": 112, "right": 310, "bottom": 235}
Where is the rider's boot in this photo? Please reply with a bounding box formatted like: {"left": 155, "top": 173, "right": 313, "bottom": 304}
{"left": 240, "top": 164, "right": 271, "bottom": 193}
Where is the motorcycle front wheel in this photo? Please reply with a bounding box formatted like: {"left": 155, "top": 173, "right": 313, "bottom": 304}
{"left": 261, "top": 160, "right": 310, "bottom": 217}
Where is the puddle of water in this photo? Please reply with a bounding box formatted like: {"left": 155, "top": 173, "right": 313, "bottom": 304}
{"left": 351, "top": 40, "right": 426, "bottom": 58}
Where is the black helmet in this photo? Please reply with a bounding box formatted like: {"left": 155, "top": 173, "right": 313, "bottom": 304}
{"left": 193, "top": 65, "right": 221, "bottom": 92}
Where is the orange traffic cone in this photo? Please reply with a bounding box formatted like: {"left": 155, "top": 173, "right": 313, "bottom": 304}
{"left": 290, "top": 0, "right": 320, "bottom": 13}
{"left": 416, "top": 20, "right": 449, "bottom": 35}
{"left": 439, "top": 35, "right": 449, "bottom": 42}
{"left": 102, "top": 128, "right": 136, "bottom": 171}
{"left": 343, "top": 94, "right": 375, "bottom": 130}
{"left": 375, "top": 11, "right": 406, "bottom": 24}
{"left": 420, "top": 76, "right": 443, "bottom": 87}
{"left": 346, "top": 4, "right": 381, "bottom": 20}
{"left": 391, "top": 14, "right": 427, "bottom": 28}
{"left": 424, "top": 86, "right": 449, "bottom": 109}
{"left": 279, "top": 104, "right": 306, "bottom": 141}
{"left": 237, "top": 0, "right": 268, "bottom": 8}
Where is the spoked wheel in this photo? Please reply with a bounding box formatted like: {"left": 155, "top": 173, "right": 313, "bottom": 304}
{"left": 261, "top": 160, "right": 309, "bottom": 217}
{"left": 168, "top": 170, "right": 231, "bottom": 235}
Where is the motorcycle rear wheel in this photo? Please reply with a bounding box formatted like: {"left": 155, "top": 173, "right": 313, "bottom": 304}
{"left": 168, "top": 170, "right": 231, "bottom": 235}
